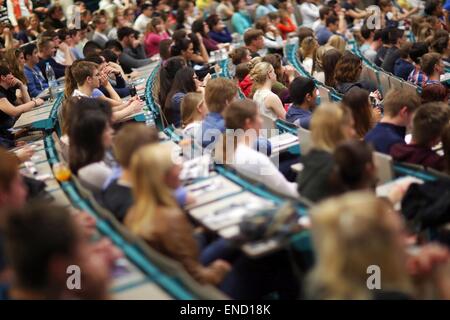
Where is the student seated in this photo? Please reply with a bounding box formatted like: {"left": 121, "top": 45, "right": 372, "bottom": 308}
{"left": 421, "top": 83, "right": 449, "bottom": 104}
{"left": 36, "top": 38, "right": 67, "bottom": 79}
{"left": 116, "top": 27, "right": 153, "bottom": 74}
{"left": 84, "top": 55, "right": 131, "bottom": 98}
{"left": 158, "top": 57, "right": 188, "bottom": 108}
{"left": 218, "top": 99, "right": 299, "bottom": 198}
{"left": 4, "top": 203, "right": 111, "bottom": 299}
{"left": 262, "top": 54, "right": 297, "bottom": 104}
{"left": 342, "top": 87, "right": 381, "bottom": 139}
{"left": 243, "top": 28, "right": 265, "bottom": 58}
{"left": 390, "top": 102, "right": 450, "bottom": 170}
{"left": 329, "top": 140, "right": 377, "bottom": 196}
{"left": 198, "top": 78, "right": 238, "bottom": 149}
{"left": 206, "top": 14, "right": 232, "bottom": 44}
{"left": 393, "top": 42, "right": 414, "bottom": 81}
{"left": 22, "top": 43, "right": 49, "bottom": 98}
{"left": 365, "top": 88, "right": 421, "bottom": 154}
{"left": 98, "top": 124, "right": 159, "bottom": 222}
{"left": 0, "top": 65, "right": 44, "bottom": 146}
{"left": 334, "top": 52, "right": 377, "bottom": 94}
{"left": 0, "top": 147, "right": 28, "bottom": 294}
{"left": 164, "top": 67, "right": 201, "bottom": 128}
{"left": 307, "top": 191, "right": 450, "bottom": 300}
{"left": 68, "top": 99, "right": 114, "bottom": 192}
{"left": 64, "top": 60, "right": 143, "bottom": 122}
{"left": 286, "top": 77, "right": 317, "bottom": 129}
{"left": 250, "top": 62, "right": 286, "bottom": 121}
{"left": 297, "top": 103, "right": 356, "bottom": 202}
{"left": 125, "top": 144, "right": 231, "bottom": 285}
{"left": 239, "top": 57, "right": 262, "bottom": 97}
{"left": 181, "top": 92, "right": 208, "bottom": 140}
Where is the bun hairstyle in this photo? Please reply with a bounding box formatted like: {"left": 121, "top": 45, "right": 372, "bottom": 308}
{"left": 249, "top": 61, "right": 273, "bottom": 87}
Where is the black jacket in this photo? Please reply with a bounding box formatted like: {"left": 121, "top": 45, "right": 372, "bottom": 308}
{"left": 297, "top": 149, "right": 334, "bottom": 203}
{"left": 401, "top": 179, "right": 450, "bottom": 231}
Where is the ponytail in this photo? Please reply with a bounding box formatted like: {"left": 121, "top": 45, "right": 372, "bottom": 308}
{"left": 64, "top": 64, "right": 76, "bottom": 99}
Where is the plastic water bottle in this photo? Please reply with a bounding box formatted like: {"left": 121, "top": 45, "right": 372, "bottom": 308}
{"left": 45, "top": 62, "right": 57, "bottom": 100}
{"left": 144, "top": 109, "right": 156, "bottom": 128}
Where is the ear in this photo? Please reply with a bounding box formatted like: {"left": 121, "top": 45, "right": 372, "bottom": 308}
{"left": 48, "top": 255, "right": 71, "bottom": 287}
{"left": 399, "top": 106, "right": 409, "bottom": 117}
{"left": 244, "top": 117, "right": 253, "bottom": 130}
{"left": 365, "top": 162, "right": 376, "bottom": 176}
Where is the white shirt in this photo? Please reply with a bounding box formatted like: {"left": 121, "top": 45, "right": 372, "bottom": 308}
{"left": 78, "top": 161, "right": 113, "bottom": 193}
{"left": 182, "top": 122, "right": 203, "bottom": 160}
{"left": 263, "top": 32, "right": 284, "bottom": 50}
{"left": 302, "top": 57, "right": 314, "bottom": 75}
{"left": 253, "top": 88, "right": 280, "bottom": 121}
{"left": 312, "top": 71, "right": 325, "bottom": 84}
{"left": 134, "top": 14, "right": 151, "bottom": 33}
{"left": 312, "top": 19, "right": 324, "bottom": 33}
{"left": 6, "top": 0, "right": 31, "bottom": 26}
{"left": 299, "top": 2, "right": 319, "bottom": 28}
{"left": 54, "top": 49, "right": 74, "bottom": 65}
{"left": 232, "top": 143, "right": 299, "bottom": 198}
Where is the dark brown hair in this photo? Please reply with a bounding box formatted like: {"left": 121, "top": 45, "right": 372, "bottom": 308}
{"left": 342, "top": 88, "right": 373, "bottom": 138}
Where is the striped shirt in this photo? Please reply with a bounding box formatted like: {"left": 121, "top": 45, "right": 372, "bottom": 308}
{"left": 0, "top": 6, "right": 10, "bottom": 26}
{"left": 407, "top": 66, "right": 428, "bottom": 87}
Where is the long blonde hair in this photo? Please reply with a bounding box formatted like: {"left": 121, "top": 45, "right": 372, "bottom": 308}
{"left": 307, "top": 191, "right": 412, "bottom": 299}
{"left": 4, "top": 48, "right": 27, "bottom": 84}
{"left": 311, "top": 103, "right": 354, "bottom": 152}
{"left": 125, "top": 144, "right": 178, "bottom": 238}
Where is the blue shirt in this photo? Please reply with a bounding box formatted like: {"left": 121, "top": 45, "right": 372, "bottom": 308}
{"left": 24, "top": 64, "right": 49, "bottom": 97}
{"left": 445, "top": 0, "right": 450, "bottom": 11}
{"left": 316, "top": 27, "right": 334, "bottom": 45}
{"left": 231, "top": 12, "right": 252, "bottom": 34}
{"left": 199, "top": 112, "right": 225, "bottom": 149}
{"left": 394, "top": 58, "right": 414, "bottom": 81}
{"left": 92, "top": 89, "right": 104, "bottom": 98}
{"left": 286, "top": 105, "right": 312, "bottom": 129}
{"left": 208, "top": 27, "right": 232, "bottom": 44}
{"left": 255, "top": 4, "right": 277, "bottom": 19}
{"left": 168, "top": 92, "right": 185, "bottom": 127}
{"left": 365, "top": 122, "right": 406, "bottom": 154}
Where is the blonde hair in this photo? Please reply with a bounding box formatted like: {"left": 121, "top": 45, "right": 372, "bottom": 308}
{"left": 247, "top": 56, "right": 263, "bottom": 71}
{"left": 300, "top": 36, "right": 318, "bottom": 59}
{"left": 307, "top": 191, "right": 412, "bottom": 299}
{"left": 327, "top": 35, "right": 346, "bottom": 53}
{"left": 4, "top": 48, "right": 26, "bottom": 84}
{"left": 311, "top": 103, "right": 353, "bottom": 152}
{"left": 125, "top": 144, "right": 178, "bottom": 238}
{"left": 249, "top": 62, "right": 273, "bottom": 89}
{"left": 204, "top": 77, "right": 238, "bottom": 113}
{"left": 314, "top": 45, "right": 333, "bottom": 72}
{"left": 181, "top": 92, "right": 203, "bottom": 128}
